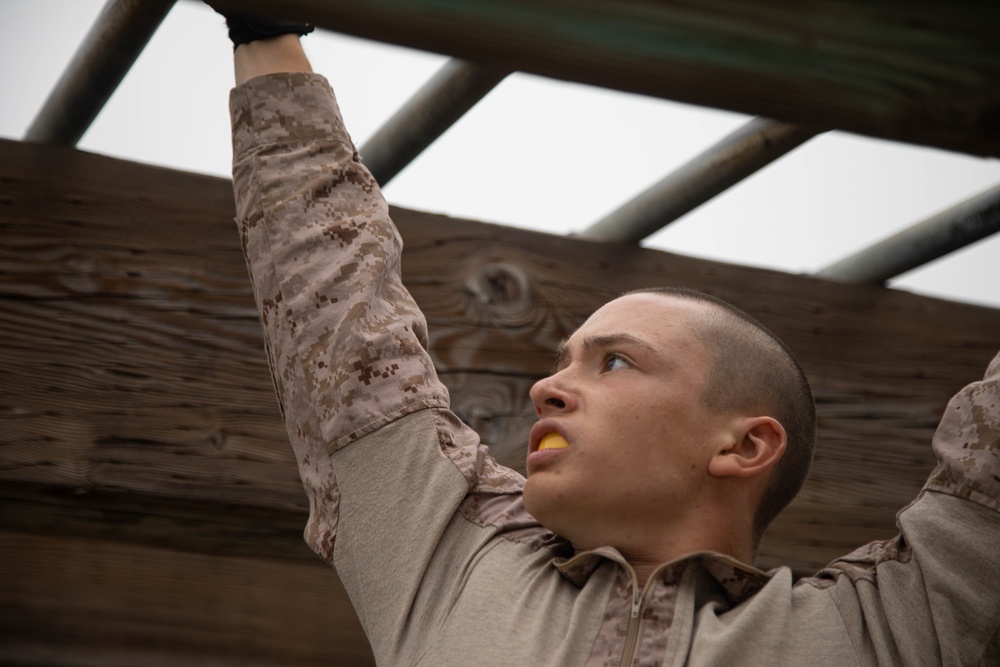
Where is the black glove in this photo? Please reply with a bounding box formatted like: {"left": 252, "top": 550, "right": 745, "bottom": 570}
{"left": 208, "top": 4, "right": 314, "bottom": 49}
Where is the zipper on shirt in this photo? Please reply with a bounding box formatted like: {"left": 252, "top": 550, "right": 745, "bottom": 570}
{"left": 618, "top": 560, "right": 676, "bottom": 667}
{"left": 618, "top": 584, "right": 645, "bottom": 667}
{"left": 630, "top": 589, "right": 644, "bottom": 619}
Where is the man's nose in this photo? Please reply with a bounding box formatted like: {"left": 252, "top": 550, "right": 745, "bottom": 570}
{"left": 529, "top": 372, "right": 577, "bottom": 417}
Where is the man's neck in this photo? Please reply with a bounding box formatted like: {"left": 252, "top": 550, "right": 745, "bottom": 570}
{"left": 615, "top": 522, "right": 756, "bottom": 587}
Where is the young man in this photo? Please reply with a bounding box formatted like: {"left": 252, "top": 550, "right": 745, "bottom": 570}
{"left": 222, "top": 20, "right": 1000, "bottom": 667}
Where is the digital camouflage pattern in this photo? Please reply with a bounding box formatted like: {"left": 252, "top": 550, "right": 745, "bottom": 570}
{"left": 231, "top": 73, "right": 1000, "bottom": 666}
{"left": 926, "top": 352, "right": 1000, "bottom": 509}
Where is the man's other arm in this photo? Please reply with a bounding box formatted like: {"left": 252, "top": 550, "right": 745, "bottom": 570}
{"left": 815, "top": 351, "right": 1000, "bottom": 665}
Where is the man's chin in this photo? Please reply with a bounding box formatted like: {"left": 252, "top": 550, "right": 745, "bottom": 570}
{"left": 523, "top": 479, "right": 576, "bottom": 534}
{"left": 521, "top": 478, "right": 549, "bottom": 523}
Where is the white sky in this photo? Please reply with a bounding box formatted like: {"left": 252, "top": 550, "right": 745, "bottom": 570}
{"left": 2, "top": 0, "right": 999, "bottom": 308}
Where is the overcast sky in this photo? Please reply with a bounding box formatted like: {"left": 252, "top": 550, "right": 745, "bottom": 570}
{"left": 2, "top": 0, "right": 998, "bottom": 308}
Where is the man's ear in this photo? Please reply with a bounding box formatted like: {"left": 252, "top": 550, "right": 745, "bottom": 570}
{"left": 708, "top": 416, "right": 786, "bottom": 479}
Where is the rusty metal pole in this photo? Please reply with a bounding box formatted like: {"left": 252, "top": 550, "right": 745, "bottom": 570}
{"left": 580, "top": 118, "right": 823, "bottom": 243}
{"left": 25, "top": 0, "right": 176, "bottom": 145}
{"left": 360, "top": 59, "right": 509, "bottom": 186}
{"left": 817, "top": 183, "right": 1000, "bottom": 284}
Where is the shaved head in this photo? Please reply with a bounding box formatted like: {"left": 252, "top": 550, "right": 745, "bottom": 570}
{"left": 626, "top": 287, "right": 816, "bottom": 544}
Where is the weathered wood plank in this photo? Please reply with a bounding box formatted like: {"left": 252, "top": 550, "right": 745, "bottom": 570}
{"left": 0, "top": 530, "right": 374, "bottom": 667}
{"left": 2, "top": 138, "right": 1000, "bottom": 661}
{"left": 219, "top": 0, "right": 1000, "bottom": 156}
{"left": 0, "top": 482, "right": 317, "bottom": 565}
{"left": 3, "top": 136, "right": 1000, "bottom": 562}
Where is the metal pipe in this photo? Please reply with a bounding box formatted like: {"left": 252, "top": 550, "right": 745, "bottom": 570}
{"left": 580, "top": 118, "right": 823, "bottom": 243}
{"left": 25, "top": 0, "right": 176, "bottom": 145}
{"left": 816, "top": 183, "right": 1000, "bottom": 284}
{"left": 360, "top": 59, "right": 509, "bottom": 186}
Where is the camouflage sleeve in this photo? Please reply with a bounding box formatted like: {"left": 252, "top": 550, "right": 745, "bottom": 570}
{"left": 228, "top": 72, "right": 452, "bottom": 551}
{"left": 923, "top": 349, "right": 1000, "bottom": 508}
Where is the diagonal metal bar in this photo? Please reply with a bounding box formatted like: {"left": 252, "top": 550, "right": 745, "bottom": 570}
{"left": 25, "top": 0, "right": 176, "bottom": 146}
{"left": 817, "top": 184, "right": 1000, "bottom": 285}
{"left": 360, "top": 59, "right": 509, "bottom": 186}
{"left": 580, "top": 118, "right": 823, "bottom": 243}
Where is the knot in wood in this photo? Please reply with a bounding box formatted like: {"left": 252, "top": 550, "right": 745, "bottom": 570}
{"left": 465, "top": 262, "right": 532, "bottom": 316}
{"left": 59, "top": 251, "right": 100, "bottom": 294}
{"left": 208, "top": 430, "right": 228, "bottom": 451}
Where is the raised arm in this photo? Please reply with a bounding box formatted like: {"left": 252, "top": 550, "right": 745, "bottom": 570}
{"left": 802, "top": 351, "right": 1000, "bottom": 664}
{"left": 217, "top": 17, "right": 562, "bottom": 664}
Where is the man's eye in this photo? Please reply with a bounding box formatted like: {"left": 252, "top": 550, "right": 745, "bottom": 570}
{"left": 603, "top": 354, "right": 629, "bottom": 371}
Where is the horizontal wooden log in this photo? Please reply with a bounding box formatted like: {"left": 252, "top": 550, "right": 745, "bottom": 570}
{"left": 0, "top": 482, "right": 318, "bottom": 565}
{"left": 0, "top": 530, "right": 373, "bottom": 667}
{"left": 2, "top": 138, "right": 1000, "bottom": 662}
{"left": 217, "top": 0, "right": 1000, "bottom": 156}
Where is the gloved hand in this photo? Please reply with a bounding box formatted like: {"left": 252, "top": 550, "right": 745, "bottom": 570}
{"left": 207, "top": 3, "right": 314, "bottom": 49}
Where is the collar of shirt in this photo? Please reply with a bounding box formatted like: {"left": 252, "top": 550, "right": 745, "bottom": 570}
{"left": 554, "top": 546, "right": 771, "bottom": 603}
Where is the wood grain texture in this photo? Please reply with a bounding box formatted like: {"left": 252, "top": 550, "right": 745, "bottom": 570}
{"left": 219, "top": 0, "right": 1000, "bottom": 156}
{"left": 0, "top": 530, "right": 373, "bottom": 667}
{"left": 2, "top": 138, "right": 1000, "bottom": 663}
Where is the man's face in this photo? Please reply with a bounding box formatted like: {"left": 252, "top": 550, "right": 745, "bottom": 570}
{"left": 523, "top": 293, "right": 735, "bottom": 548}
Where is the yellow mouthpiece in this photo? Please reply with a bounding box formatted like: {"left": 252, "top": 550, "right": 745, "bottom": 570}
{"left": 538, "top": 433, "right": 570, "bottom": 451}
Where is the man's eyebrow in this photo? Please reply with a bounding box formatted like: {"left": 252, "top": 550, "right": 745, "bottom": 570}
{"left": 553, "top": 338, "right": 571, "bottom": 370}
{"left": 552, "top": 333, "right": 656, "bottom": 370}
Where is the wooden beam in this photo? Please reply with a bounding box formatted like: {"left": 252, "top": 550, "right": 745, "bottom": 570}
{"left": 2, "top": 138, "right": 1000, "bottom": 662}
{"left": 215, "top": 0, "right": 1000, "bottom": 157}
{"left": 0, "top": 530, "right": 374, "bottom": 666}
{"left": 3, "top": 135, "right": 1000, "bottom": 561}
